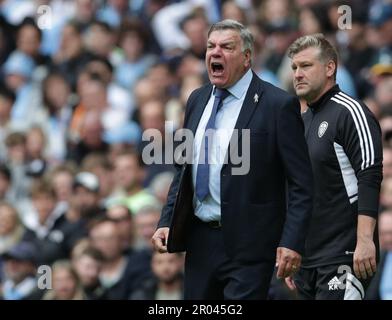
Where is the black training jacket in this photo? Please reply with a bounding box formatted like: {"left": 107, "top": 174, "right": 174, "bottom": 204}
{"left": 302, "top": 85, "right": 383, "bottom": 267}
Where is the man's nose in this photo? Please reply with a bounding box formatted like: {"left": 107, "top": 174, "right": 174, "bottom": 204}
{"left": 294, "top": 68, "right": 303, "bottom": 79}
{"left": 210, "top": 46, "right": 222, "bottom": 56}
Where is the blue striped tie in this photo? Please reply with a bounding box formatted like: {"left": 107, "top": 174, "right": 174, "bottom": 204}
{"left": 196, "top": 88, "right": 230, "bottom": 201}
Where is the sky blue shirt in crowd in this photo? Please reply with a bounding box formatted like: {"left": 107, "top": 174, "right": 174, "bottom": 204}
{"left": 192, "top": 69, "right": 253, "bottom": 222}
{"left": 380, "top": 251, "right": 392, "bottom": 300}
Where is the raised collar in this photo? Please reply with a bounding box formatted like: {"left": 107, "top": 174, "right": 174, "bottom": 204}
{"left": 308, "top": 84, "right": 340, "bottom": 112}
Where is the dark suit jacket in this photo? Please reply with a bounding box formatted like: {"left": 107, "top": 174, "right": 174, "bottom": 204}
{"left": 158, "top": 72, "right": 314, "bottom": 262}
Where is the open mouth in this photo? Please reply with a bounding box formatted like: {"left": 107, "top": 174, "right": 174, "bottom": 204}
{"left": 211, "top": 62, "right": 224, "bottom": 75}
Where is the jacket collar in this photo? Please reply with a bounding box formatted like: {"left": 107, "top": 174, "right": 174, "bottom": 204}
{"left": 308, "top": 84, "right": 340, "bottom": 112}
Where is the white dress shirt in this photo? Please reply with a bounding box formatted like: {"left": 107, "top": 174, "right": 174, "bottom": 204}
{"left": 192, "top": 69, "right": 253, "bottom": 222}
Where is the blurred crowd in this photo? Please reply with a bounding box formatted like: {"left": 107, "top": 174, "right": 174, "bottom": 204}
{"left": 0, "top": 0, "right": 391, "bottom": 300}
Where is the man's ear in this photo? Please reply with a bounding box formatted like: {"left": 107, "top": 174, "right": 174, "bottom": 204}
{"left": 326, "top": 60, "right": 336, "bottom": 78}
{"left": 244, "top": 49, "right": 251, "bottom": 68}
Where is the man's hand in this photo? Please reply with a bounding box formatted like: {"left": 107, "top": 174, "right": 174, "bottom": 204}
{"left": 354, "top": 215, "right": 377, "bottom": 279}
{"left": 353, "top": 236, "right": 377, "bottom": 279}
{"left": 284, "top": 276, "right": 297, "bottom": 291}
{"left": 276, "top": 247, "right": 301, "bottom": 279}
{"left": 151, "top": 227, "right": 169, "bottom": 253}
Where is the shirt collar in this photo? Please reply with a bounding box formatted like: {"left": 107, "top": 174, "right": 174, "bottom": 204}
{"left": 308, "top": 84, "right": 340, "bottom": 112}
{"left": 214, "top": 69, "right": 253, "bottom": 100}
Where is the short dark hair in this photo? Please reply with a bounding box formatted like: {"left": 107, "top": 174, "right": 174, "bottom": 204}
{"left": 119, "top": 19, "right": 149, "bottom": 51}
{"left": 90, "top": 20, "right": 113, "bottom": 33}
{"left": 18, "top": 17, "right": 42, "bottom": 41}
{"left": 30, "top": 179, "right": 55, "bottom": 199}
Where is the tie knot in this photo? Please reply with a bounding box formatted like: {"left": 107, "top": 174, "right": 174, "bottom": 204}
{"left": 214, "top": 87, "right": 230, "bottom": 100}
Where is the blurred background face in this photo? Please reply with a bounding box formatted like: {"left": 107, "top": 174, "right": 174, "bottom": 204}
{"left": 381, "top": 177, "right": 392, "bottom": 209}
{"left": 110, "top": 0, "right": 128, "bottom": 11}
{"left": 134, "top": 78, "right": 164, "bottom": 107}
{"left": 114, "top": 155, "right": 142, "bottom": 191}
{"left": 73, "top": 254, "right": 100, "bottom": 287}
{"left": 134, "top": 210, "right": 160, "bottom": 248}
{"left": 17, "top": 25, "right": 41, "bottom": 57}
{"left": 60, "top": 25, "right": 83, "bottom": 59}
{"left": 6, "top": 141, "right": 26, "bottom": 164}
{"left": 147, "top": 64, "right": 172, "bottom": 96}
{"left": 0, "top": 174, "right": 11, "bottom": 198}
{"left": 76, "top": 0, "right": 97, "bottom": 22}
{"left": 81, "top": 80, "right": 107, "bottom": 111}
{"left": 121, "top": 32, "right": 144, "bottom": 61}
{"left": 383, "top": 149, "right": 392, "bottom": 178}
{"left": 0, "top": 205, "right": 18, "bottom": 236}
{"left": 85, "top": 24, "right": 114, "bottom": 58}
{"left": 151, "top": 253, "right": 183, "bottom": 284}
{"left": 139, "top": 100, "right": 165, "bottom": 133}
{"left": 264, "top": 0, "right": 289, "bottom": 25}
{"left": 4, "top": 259, "right": 34, "bottom": 283}
{"left": 26, "top": 128, "right": 45, "bottom": 159}
{"left": 80, "top": 112, "right": 104, "bottom": 147}
{"left": 5, "top": 74, "right": 26, "bottom": 91}
{"left": 299, "top": 7, "right": 321, "bottom": 34}
{"left": 52, "top": 268, "right": 78, "bottom": 300}
{"left": 107, "top": 205, "right": 133, "bottom": 249}
{"left": 90, "top": 222, "right": 122, "bottom": 261}
{"left": 0, "top": 95, "right": 13, "bottom": 122}
{"left": 73, "top": 186, "right": 99, "bottom": 212}
{"left": 379, "top": 212, "right": 392, "bottom": 251}
{"left": 52, "top": 171, "right": 74, "bottom": 202}
{"left": 86, "top": 61, "right": 112, "bottom": 84}
{"left": 45, "top": 75, "right": 70, "bottom": 112}
{"left": 33, "top": 193, "right": 56, "bottom": 225}
{"left": 182, "top": 16, "right": 208, "bottom": 56}
{"left": 222, "top": 1, "right": 247, "bottom": 25}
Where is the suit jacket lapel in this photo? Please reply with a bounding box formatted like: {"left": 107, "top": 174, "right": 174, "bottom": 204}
{"left": 221, "top": 72, "right": 264, "bottom": 170}
{"left": 188, "top": 85, "right": 213, "bottom": 135}
{"left": 233, "top": 71, "right": 263, "bottom": 132}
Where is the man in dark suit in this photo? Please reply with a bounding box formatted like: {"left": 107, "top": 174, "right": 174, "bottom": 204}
{"left": 151, "top": 19, "right": 314, "bottom": 299}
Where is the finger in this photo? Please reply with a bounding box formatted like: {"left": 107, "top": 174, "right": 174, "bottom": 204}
{"left": 276, "top": 248, "right": 282, "bottom": 267}
{"left": 285, "top": 277, "right": 296, "bottom": 291}
{"left": 284, "top": 261, "right": 294, "bottom": 278}
{"left": 290, "top": 263, "right": 299, "bottom": 276}
{"left": 276, "top": 259, "right": 288, "bottom": 279}
{"left": 358, "top": 261, "right": 368, "bottom": 279}
{"left": 158, "top": 245, "right": 168, "bottom": 253}
{"left": 370, "top": 257, "right": 377, "bottom": 274}
{"left": 353, "top": 260, "right": 361, "bottom": 279}
{"left": 364, "top": 259, "right": 373, "bottom": 278}
{"left": 152, "top": 237, "right": 167, "bottom": 253}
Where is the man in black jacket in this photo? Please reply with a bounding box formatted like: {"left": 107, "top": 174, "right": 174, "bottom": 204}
{"left": 286, "top": 33, "right": 383, "bottom": 300}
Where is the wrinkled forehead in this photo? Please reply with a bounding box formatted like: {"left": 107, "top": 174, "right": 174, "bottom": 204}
{"left": 291, "top": 47, "right": 322, "bottom": 65}
{"left": 207, "top": 29, "right": 241, "bottom": 44}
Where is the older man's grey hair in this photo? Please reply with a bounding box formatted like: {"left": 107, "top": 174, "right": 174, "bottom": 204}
{"left": 208, "top": 19, "right": 254, "bottom": 55}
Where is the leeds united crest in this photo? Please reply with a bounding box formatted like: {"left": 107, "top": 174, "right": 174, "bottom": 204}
{"left": 318, "top": 121, "right": 328, "bottom": 138}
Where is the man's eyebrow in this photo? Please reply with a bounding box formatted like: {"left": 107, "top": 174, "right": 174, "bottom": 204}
{"left": 292, "top": 60, "right": 313, "bottom": 65}
{"left": 207, "top": 40, "right": 236, "bottom": 46}
{"left": 220, "top": 40, "right": 236, "bottom": 46}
